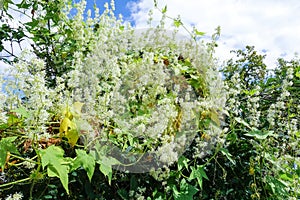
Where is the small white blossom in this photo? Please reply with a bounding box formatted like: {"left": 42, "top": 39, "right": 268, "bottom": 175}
{"left": 5, "top": 192, "right": 23, "bottom": 200}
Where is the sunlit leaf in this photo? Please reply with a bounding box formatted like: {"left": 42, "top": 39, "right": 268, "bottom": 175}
{"left": 59, "top": 117, "right": 71, "bottom": 135}
{"left": 162, "top": 5, "right": 167, "bottom": 14}
{"left": 210, "top": 109, "right": 220, "bottom": 126}
{"left": 234, "top": 117, "right": 251, "bottom": 129}
{"left": 39, "top": 146, "right": 71, "bottom": 194}
{"left": 66, "top": 128, "right": 79, "bottom": 147}
{"left": 12, "top": 106, "right": 30, "bottom": 118}
{"left": 72, "top": 149, "right": 95, "bottom": 181}
{"left": 72, "top": 102, "right": 84, "bottom": 116}
{"left": 98, "top": 156, "right": 120, "bottom": 185}
{"left": 173, "top": 19, "right": 182, "bottom": 28}
{"left": 194, "top": 28, "right": 205, "bottom": 36}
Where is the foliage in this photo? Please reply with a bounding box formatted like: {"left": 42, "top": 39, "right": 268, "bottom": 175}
{"left": 0, "top": 0, "right": 299, "bottom": 200}
{"left": 203, "top": 46, "right": 300, "bottom": 199}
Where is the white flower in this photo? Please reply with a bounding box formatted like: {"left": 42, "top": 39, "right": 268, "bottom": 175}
{"left": 23, "top": 158, "right": 36, "bottom": 169}
{"left": 5, "top": 192, "right": 23, "bottom": 200}
{"left": 157, "top": 142, "right": 178, "bottom": 165}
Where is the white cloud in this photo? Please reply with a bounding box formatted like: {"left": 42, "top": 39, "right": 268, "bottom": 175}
{"left": 127, "top": 0, "right": 300, "bottom": 68}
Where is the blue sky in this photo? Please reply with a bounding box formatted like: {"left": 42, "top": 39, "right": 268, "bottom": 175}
{"left": 85, "top": 0, "right": 134, "bottom": 21}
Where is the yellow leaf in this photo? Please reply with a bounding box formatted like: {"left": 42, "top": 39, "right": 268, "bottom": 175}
{"left": 72, "top": 102, "right": 84, "bottom": 117}
{"left": 59, "top": 117, "right": 71, "bottom": 135}
{"left": 62, "top": 107, "right": 73, "bottom": 119}
{"left": 66, "top": 129, "right": 79, "bottom": 147}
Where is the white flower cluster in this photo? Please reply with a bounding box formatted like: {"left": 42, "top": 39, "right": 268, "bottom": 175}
{"left": 246, "top": 86, "right": 261, "bottom": 128}
{"left": 227, "top": 73, "right": 242, "bottom": 116}
{"left": 0, "top": 0, "right": 227, "bottom": 172}
{"left": 3, "top": 192, "right": 23, "bottom": 200}
{"left": 267, "top": 67, "right": 295, "bottom": 132}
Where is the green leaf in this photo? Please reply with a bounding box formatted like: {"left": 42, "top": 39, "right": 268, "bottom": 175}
{"left": 72, "top": 149, "right": 95, "bottom": 182}
{"left": 220, "top": 148, "right": 236, "bottom": 165}
{"left": 117, "top": 189, "right": 129, "bottom": 200}
{"left": 178, "top": 156, "right": 189, "bottom": 171}
{"left": 244, "top": 130, "right": 274, "bottom": 140}
{"left": 16, "top": 0, "right": 31, "bottom": 9}
{"left": 39, "top": 146, "right": 71, "bottom": 194}
{"left": 162, "top": 5, "right": 167, "bottom": 14}
{"left": 98, "top": 156, "right": 120, "bottom": 185}
{"left": 0, "top": 136, "right": 20, "bottom": 170}
{"left": 189, "top": 165, "right": 208, "bottom": 189}
{"left": 173, "top": 179, "right": 198, "bottom": 200}
{"left": 173, "top": 19, "right": 182, "bottom": 28}
{"left": 194, "top": 28, "right": 205, "bottom": 36}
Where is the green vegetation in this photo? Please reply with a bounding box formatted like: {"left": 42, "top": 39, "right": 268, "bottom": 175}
{"left": 0, "top": 0, "right": 299, "bottom": 199}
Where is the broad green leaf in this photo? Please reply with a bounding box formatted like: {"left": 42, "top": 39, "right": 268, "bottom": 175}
{"left": 39, "top": 146, "right": 71, "bottom": 194}
{"left": 117, "top": 189, "right": 129, "bottom": 200}
{"left": 99, "top": 163, "right": 113, "bottom": 185}
{"left": 98, "top": 156, "right": 120, "bottom": 185}
{"left": 0, "top": 136, "right": 19, "bottom": 170}
{"left": 220, "top": 148, "right": 236, "bottom": 165}
{"left": 72, "top": 149, "right": 95, "bottom": 181}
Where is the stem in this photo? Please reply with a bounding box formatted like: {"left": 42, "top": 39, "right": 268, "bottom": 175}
{"left": 9, "top": 154, "right": 38, "bottom": 163}
{"left": 29, "top": 158, "right": 42, "bottom": 200}
{"left": 0, "top": 177, "right": 31, "bottom": 188}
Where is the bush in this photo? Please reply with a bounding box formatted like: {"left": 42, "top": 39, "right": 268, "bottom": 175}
{"left": 0, "top": 1, "right": 299, "bottom": 199}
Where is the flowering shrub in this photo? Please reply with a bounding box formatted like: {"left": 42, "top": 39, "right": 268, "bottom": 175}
{"left": 0, "top": 0, "right": 299, "bottom": 199}
{"left": 0, "top": 0, "right": 227, "bottom": 199}
{"left": 203, "top": 46, "right": 300, "bottom": 199}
